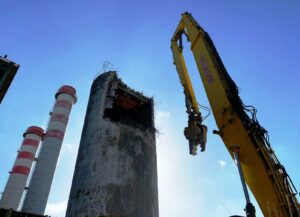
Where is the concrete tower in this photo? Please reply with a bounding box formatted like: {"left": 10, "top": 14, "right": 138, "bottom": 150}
{"left": 66, "top": 72, "right": 159, "bottom": 217}
{"left": 0, "top": 126, "right": 44, "bottom": 210}
{"left": 22, "top": 85, "right": 77, "bottom": 215}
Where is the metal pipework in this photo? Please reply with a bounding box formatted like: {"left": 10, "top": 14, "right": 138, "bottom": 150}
{"left": 233, "top": 146, "right": 256, "bottom": 217}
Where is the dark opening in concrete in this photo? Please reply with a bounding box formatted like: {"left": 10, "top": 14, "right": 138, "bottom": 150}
{"left": 104, "top": 85, "right": 153, "bottom": 130}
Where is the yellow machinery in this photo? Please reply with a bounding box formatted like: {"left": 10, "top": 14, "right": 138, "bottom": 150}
{"left": 171, "top": 12, "right": 300, "bottom": 217}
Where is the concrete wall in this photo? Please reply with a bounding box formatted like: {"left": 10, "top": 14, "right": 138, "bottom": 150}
{"left": 66, "top": 72, "right": 159, "bottom": 217}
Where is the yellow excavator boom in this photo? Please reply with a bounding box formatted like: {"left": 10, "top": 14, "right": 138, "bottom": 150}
{"left": 171, "top": 12, "right": 300, "bottom": 217}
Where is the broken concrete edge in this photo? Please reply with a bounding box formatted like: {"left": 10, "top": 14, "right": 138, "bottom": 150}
{"left": 95, "top": 71, "right": 150, "bottom": 102}
{"left": 96, "top": 71, "right": 157, "bottom": 133}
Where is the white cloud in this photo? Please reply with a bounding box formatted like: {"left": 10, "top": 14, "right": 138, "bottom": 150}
{"left": 155, "top": 111, "right": 171, "bottom": 131}
{"left": 40, "top": 125, "right": 47, "bottom": 131}
{"left": 217, "top": 160, "right": 227, "bottom": 169}
{"left": 56, "top": 143, "right": 73, "bottom": 167}
{"left": 155, "top": 111, "right": 171, "bottom": 125}
{"left": 45, "top": 200, "right": 67, "bottom": 217}
{"left": 156, "top": 111, "right": 171, "bottom": 119}
{"left": 62, "top": 143, "right": 72, "bottom": 151}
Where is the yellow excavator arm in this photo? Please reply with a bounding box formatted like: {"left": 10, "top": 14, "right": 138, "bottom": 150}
{"left": 171, "top": 12, "right": 300, "bottom": 217}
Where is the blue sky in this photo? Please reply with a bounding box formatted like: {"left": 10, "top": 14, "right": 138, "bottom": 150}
{"left": 1, "top": 1, "right": 300, "bottom": 216}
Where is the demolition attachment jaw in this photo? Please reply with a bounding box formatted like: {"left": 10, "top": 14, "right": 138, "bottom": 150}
{"left": 184, "top": 112, "right": 208, "bottom": 156}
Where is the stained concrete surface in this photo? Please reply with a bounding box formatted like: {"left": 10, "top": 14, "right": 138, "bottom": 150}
{"left": 66, "top": 72, "right": 159, "bottom": 217}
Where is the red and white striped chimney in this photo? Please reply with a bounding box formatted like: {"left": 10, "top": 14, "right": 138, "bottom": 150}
{"left": 0, "top": 126, "right": 44, "bottom": 210}
{"left": 22, "top": 85, "right": 77, "bottom": 215}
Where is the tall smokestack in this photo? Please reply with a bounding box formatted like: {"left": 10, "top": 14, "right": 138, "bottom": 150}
{"left": 22, "top": 85, "right": 77, "bottom": 215}
{"left": 66, "top": 72, "right": 159, "bottom": 217}
{"left": 0, "top": 126, "right": 44, "bottom": 210}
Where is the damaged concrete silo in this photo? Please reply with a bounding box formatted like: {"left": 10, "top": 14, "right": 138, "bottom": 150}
{"left": 66, "top": 72, "right": 159, "bottom": 217}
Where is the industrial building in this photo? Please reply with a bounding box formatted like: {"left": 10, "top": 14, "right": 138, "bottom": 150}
{"left": 66, "top": 72, "right": 159, "bottom": 217}
{"left": 0, "top": 55, "right": 19, "bottom": 104}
